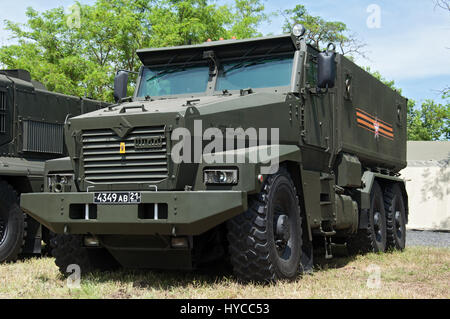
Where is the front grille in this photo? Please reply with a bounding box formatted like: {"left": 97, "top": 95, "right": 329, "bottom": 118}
{"left": 82, "top": 126, "right": 168, "bottom": 184}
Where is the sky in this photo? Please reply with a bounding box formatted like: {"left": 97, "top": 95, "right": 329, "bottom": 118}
{"left": 0, "top": 0, "right": 449, "bottom": 105}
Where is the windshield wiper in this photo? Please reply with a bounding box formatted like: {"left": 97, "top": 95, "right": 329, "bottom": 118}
{"left": 222, "top": 60, "right": 267, "bottom": 75}
{"left": 146, "top": 68, "right": 185, "bottom": 82}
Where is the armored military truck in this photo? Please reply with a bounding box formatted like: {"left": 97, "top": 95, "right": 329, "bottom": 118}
{"left": 0, "top": 69, "right": 108, "bottom": 262}
{"left": 21, "top": 26, "right": 409, "bottom": 282}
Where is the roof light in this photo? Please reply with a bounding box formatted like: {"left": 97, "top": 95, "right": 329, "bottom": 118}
{"left": 292, "top": 24, "right": 306, "bottom": 38}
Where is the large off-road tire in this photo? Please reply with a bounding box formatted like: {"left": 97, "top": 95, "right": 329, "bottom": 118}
{"left": 384, "top": 184, "right": 407, "bottom": 251}
{"left": 51, "top": 234, "right": 119, "bottom": 275}
{"left": 347, "top": 181, "right": 387, "bottom": 254}
{"left": 227, "top": 168, "right": 303, "bottom": 282}
{"left": 0, "top": 180, "right": 27, "bottom": 263}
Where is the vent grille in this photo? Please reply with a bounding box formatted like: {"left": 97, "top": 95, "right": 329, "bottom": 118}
{"left": 0, "top": 91, "right": 6, "bottom": 111}
{"left": 22, "top": 120, "right": 64, "bottom": 154}
{"left": 0, "top": 92, "right": 6, "bottom": 133}
{"left": 82, "top": 126, "right": 168, "bottom": 184}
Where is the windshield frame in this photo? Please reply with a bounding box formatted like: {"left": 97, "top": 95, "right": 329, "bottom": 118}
{"left": 214, "top": 52, "right": 295, "bottom": 95}
{"left": 134, "top": 61, "right": 212, "bottom": 100}
{"left": 134, "top": 51, "right": 296, "bottom": 100}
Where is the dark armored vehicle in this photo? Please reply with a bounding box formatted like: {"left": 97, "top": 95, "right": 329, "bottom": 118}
{"left": 0, "top": 69, "right": 107, "bottom": 262}
{"left": 21, "top": 27, "right": 409, "bottom": 282}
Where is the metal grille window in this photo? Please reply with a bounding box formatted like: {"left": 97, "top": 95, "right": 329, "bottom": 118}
{"left": 0, "top": 92, "right": 6, "bottom": 133}
{"left": 22, "top": 120, "right": 64, "bottom": 154}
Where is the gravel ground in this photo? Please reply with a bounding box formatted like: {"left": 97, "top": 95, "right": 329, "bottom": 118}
{"left": 406, "top": 230, "right": 450, "bottom": 248}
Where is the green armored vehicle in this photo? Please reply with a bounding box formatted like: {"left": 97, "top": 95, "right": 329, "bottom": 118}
{"left": 21, "top": 26, "right": 409, "bottom": 282}
{"left": 0, "top": 69, "right": 107, "bottom": 263}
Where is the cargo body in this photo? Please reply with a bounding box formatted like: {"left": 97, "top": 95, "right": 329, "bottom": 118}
{"left": 21, "top": 31, "right": 409, "bottom": 281}
{"left": 0, "top": 69, "right": 108, "bottom": 262}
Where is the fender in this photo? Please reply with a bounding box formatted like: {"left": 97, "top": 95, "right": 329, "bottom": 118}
{"left": 44, "top": 156, "right": 73, "bottom": 176}
{"left": 198, "top": 144, "right": 302, "bottom": 192}
{"left": 0, "top": 156, "right": 44, "bottom": 177}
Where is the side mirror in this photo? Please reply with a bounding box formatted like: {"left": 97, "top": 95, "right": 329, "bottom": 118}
{"left": 318, "top": 44, "right": 336, "bottom": 89}
{"left": 114, "top": 71, "right": 129, "bottom": 102}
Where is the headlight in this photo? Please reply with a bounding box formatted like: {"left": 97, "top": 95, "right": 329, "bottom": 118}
{"left": 48, "top": 174, "right": 74, "bottom": 193}
{"left": 204, "top": 169, "right": 238, "bottom": 185}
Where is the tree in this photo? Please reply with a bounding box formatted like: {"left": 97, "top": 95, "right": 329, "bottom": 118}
{"left": 281, "top": 5, "right": 367, "bottom": 58}
{"left": 0, "top": 0, "right": 153, "bottom": 101}
{"left": 435, "top": 0, "right": 450, "bottom": 11}
{"left": 228, "top": 0, "right": 267, "bottom": 39}
{"left": 0, "top": 0, "right": 268, "bottom": 101}
{"left": 366, "top": 67, "right": 449, "bottom": 141}
{"left": 147, "top": 0, "right": 232, "bottom": 47}
{"left": 407, "top": 100, "right": 449, "bottom": 141}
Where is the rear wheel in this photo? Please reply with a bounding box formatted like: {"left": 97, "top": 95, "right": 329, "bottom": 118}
{"left": 384, "top": 184, "right": 407, "bottom": 250}
{"left": 227, "top": 169, "right": 303, "bottom": 282}
{"left": 51, "top": 234, "right": 119, "bottom": 275}
{"left": 348, "top": 181, "right": 387, "bottom": 254}
{"left": 0, "top": 180, "right": 27, "bottom": 263}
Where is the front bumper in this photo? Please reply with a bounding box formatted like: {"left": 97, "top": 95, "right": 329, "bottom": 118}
{"left": 21, "top": 191, "right": 247, "bottom": 236}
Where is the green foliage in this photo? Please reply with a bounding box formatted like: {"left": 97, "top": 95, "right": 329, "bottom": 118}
{"left": 0, "top": 0, "right": 267, "bottom": 101}
{"left": 408, "top": 100, "right": 449, "bottom": 141}
{"left": 365, "top": 67, "right": 449, "bottom": 141}
{"left": 229, "top": 0, "right": 267, "bottom": 39}
{"left": 0, "top": 1, "right": 153, "bottom": 101}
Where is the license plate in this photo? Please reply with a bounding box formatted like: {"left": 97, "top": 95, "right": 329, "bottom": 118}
{"left": 94, "top": 192, "right": 141, "bottom": 204}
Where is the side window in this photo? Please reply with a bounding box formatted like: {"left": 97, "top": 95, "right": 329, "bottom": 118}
{"left": 0, "top": 91, "right": 6, "bottom": 134}
{"left": 306, "top": 55, "right": 318, "bottom": 87}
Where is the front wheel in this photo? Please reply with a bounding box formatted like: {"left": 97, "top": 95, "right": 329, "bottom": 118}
{"left": 227, "top": 169, "right": 303, "bottom": 282}
{"left": 51, "top": 234, "right": 119, "bottom": 275}
{"left": 0, "top": 180, "right": 27, "bottom": 263}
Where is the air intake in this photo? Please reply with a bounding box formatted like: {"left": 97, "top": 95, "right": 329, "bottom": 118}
{"left": 22, "top": 120, "right": 64, "bottom": 154}
{"left": 82, "top": 126, "right": 168, "bottom": 184}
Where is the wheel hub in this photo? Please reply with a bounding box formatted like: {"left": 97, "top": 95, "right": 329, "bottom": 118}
{"left": 395, "top": 210, "right": 403, "bottom": 239}
{"left": 373, "top": 211, "right": 383, "bottom": 242}
{"left": 276, "top": 215, "right": 290, "bottom": 242}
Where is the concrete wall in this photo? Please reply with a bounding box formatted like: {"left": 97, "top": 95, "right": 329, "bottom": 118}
{"left": 401, "top": 141, "right": 450, "bottom": 231}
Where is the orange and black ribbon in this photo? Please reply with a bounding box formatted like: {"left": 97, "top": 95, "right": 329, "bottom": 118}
{"left": 356, "top": 108, "right": 394, "bottom": 140}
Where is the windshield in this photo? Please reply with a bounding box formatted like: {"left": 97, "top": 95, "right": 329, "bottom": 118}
{"left": 216, "top": 56, "right": 293, "bottom": 91}
{"left": 137, "top": 64, "right": 209, "bottom": 97}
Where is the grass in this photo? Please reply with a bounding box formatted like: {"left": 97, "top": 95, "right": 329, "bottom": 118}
{"left": 0, "top": 246, "right": 448, "bottom": 299}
